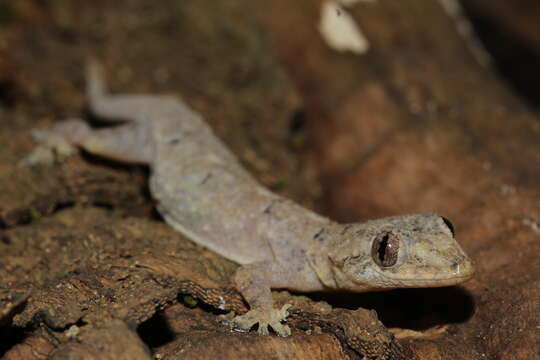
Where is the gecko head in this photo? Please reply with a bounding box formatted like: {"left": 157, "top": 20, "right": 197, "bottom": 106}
{"left": 326, "top": 214, "right": 474, "bottom": 291}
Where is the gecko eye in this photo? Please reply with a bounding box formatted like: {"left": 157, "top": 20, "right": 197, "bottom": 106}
{"left": 371, "top": 232, "right": 400, "bottom": 267}
{"left": 442, "top": 216, "right": 455, "bottom": 237}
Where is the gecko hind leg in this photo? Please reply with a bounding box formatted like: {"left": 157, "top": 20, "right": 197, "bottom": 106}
{"left": 86, "top": 60, "right": 177, "bottom": 124}
{"left": 231, "top": 262, "right": 292, "bottom": 337}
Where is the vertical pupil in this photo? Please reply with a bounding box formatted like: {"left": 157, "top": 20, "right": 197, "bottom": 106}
{"left": 372, "top": 231, "right": 400, "bottom": 267}
{"left": 378, "top": 234, "right": 389, "bottom": 264}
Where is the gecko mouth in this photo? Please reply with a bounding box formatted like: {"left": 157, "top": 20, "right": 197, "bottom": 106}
{"left": 381, "top": 258, "right": 475, "bottom": 287}
{"left": 396, "top": 274, "right": 474, "bottom": 287}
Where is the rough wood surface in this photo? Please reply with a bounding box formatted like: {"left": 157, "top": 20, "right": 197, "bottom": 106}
{"left": 0, "top": 0, "right": 538, "bottom": 359}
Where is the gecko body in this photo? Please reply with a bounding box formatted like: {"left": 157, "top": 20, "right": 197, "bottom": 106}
{"left": 28, "top": 62, "right": 474, "bottom": 337}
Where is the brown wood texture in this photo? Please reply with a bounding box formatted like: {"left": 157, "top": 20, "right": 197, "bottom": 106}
{"left": 0, "top": 0, "right": 538, "bottom": 359}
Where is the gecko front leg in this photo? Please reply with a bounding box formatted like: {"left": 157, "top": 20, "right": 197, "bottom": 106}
{"left": 232, "top": 262, "right": 292, "bottom": 337}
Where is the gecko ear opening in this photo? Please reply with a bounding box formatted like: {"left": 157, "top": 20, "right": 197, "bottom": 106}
{"left": 371, "top": 232, "right": 400, "bottom": 267}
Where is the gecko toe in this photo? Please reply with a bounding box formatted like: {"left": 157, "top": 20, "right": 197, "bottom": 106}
{"left": 257, "top": 324, "right": 270, "bottom": 336}
{"left": 231, "top": 313, "right": 259, "bottom": 332}
{"left": 269, "top": 322, "right": 291, "bottom": 337}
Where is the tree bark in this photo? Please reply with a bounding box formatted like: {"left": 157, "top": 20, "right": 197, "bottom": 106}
{"left": 0, "top": 0, "right": 538, "bottom": 359}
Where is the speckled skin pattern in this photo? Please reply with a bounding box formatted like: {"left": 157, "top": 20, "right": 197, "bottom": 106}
{"left": 27, "top": 62, "right": 474, "bottom": 337}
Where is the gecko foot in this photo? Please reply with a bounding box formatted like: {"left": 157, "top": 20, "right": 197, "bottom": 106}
{"left": 231, "top": 304, "right": 292, "bottom": 337}
{"left": 19, "top": 119, "right": 90, "bottom": 167}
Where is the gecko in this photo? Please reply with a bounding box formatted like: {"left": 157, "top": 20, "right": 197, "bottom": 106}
{"left": 25, "top": 61, "right": 474, "bottom": 337}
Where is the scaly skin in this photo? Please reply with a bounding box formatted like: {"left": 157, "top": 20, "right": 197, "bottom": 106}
{"left": 24, "top": 61, "right": 474, "bottom": 337}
